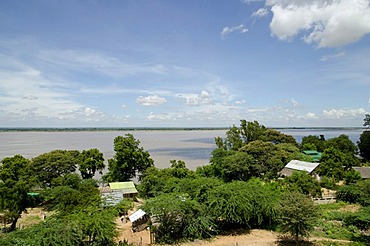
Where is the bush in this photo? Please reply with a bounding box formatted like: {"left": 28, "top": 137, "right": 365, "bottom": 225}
{"left": 344, "top": 207, "right": 370, "bottom": 231}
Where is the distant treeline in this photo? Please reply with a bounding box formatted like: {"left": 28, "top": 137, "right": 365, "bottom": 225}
{"left": 0, "top": 126, "right": 365, "bottom": 132}
{"left": 0, "top": 127, "right": 229, "bottom": 132}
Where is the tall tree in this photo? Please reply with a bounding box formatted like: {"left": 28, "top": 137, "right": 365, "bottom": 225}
{"left": 301, "top": 135, "right": 326, "bottom": 152}
{"left": 363, "top": 113, "right": 370, "bottom": 128}
{"left": 326, "top": 134, "right": 357, "bottom": 154}
{"left": 317, "top": 147, "right": 359, "bottom": 181}
{"left": 78, "top": 148, "right": 105, "bottom": 179}
{"left": 358, "top": 115, "right": 370, "bottom": 161}
{"left": 103, "top": 134, "right": 154, "bottom": 182}
{"left": 358, "top": 131, "right": 370, "bottom": 161}
{"left": 277, "top": 191, "right": 318, "bottom": 245}
{"left": 32, "top": 150, "right": 78, "bottom": 188}
{"left": 0, "top": 155, "right": 36, "bottom": 231}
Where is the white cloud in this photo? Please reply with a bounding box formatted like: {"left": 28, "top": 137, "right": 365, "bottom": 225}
{"left": 268, "top": 0, "right": 370, "bottom": 48}
{"left": 146, "top": 112, "right": 174, "bottom": 121}
{"left": 177, "top": 90, "right": 213, "bottom": 106}
{"left": 323, "top": 108, "right": 367, "bottom": 119}
{"left": 298, "top": 112, "right": 318, "bottom": 120}
{"left": 235, "top": 99, "right": 246, "bottom": 104}
{"left": 321, "top": 51, "right": 346, "bottom": 61}
{"left": 38, "top": 50, "right": 167, "bottom": 78}
{"left": 252, "top": 8, "right": 269, "bottom": 18}
{"left": 136, "top": 95, "right": 167, "bottom": 106}
{"left": 220, "top": 24, "right": 249, "bottom": 39}
{"left": 84, "top": 107, "right": 96, "bottom": 116}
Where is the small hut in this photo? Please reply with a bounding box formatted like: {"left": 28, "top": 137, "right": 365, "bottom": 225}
{"left": 109, "top": 182, "right": 138, "bottom": 199}
{"left": 279, "top": 160, "right": 320, "bottom": 180}
{"left": 129, "top": 209, "right": 149, "bottom": 232}
{"left": 353, "top": 167, "right": 370, "bottom": 179}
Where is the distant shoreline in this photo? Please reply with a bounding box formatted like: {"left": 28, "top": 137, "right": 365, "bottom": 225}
{"left": 0, "top": 127, "right": 366, "bottom": 132}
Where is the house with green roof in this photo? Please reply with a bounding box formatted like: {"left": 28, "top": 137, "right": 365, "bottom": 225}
{"left": 100, "top": 181, "right": 138, "bottom": 206}
{"left": 303, "top": 150, "right": 322, "bottom": 162}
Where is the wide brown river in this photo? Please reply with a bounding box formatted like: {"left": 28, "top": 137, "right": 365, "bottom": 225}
{"left": 0, "top": 128, "right": 363, "bottom": 171}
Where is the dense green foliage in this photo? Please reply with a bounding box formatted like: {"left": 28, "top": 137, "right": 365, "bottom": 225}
{"left": 277, "top": 191, "right": 318, "bottom": 245}
{"left": 0, "top": 207, "right": 117, "bottom": 245}
{"left": 283, "top": 171, "right": 321, "bottom": 197}
{"left": 0, "top": 155, "right": 36, "bottom": 231}
{"left": 32, "top": 150, "right": 78, "bottom": 188}
{"left": 301, "top": 135, "right": 326, "bottom": 152}
{"left": 142, "top": 193, "right": 215, "bottom": 244}
{"left": 317, "top": 147, "right": 358, "bottom": 181}
{"left": 103, "top": 134, "right": 154, "bottom": 182}
{"left": 358, "top": 130, "right": 370, "bottom": 161}
{"left": 78, "top": 148, "right": 105, "bottom": 179}
{"left": 205, "top": 179, "right": 280, "bottom": 229}
{"left": 337, "top": 180, "right": 370, "bottom": 206}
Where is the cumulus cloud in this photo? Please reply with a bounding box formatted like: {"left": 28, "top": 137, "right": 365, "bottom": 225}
{"left": 252, "top": 8, "right": 269, "bottom": 18}
{"left": 267, "top": 0, "right": 370, "bottom": 48}
{"left": 177, "top": 90, "right": 213, "bottom": 106}
{"left": 323, "top": 108, "right": 367, "bottom": 119}
{"left": 136, "top": 95, "right": 167, "bottom": 106}
{"left": 146, "top": 112, "right": 173, "bottom": 121}
{"left": 298, "top": 112, "right": 318, "bottom": 120}
{"left": 220, "top": 24, "right": 248, "bottom": 39}
{"left": 84, "top": 107, "right": 96, "bottom": 116}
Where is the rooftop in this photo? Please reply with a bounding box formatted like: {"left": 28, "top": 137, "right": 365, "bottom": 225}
{"left": 285, "top": 160, "right": 320, "bottom": 173}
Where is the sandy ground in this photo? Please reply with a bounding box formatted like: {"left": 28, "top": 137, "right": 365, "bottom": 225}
{"left": 115, "top": 219, "right": 354, "bottom": 246}
{"left": 115, "top": 220, "right": 282, "bottom": 246}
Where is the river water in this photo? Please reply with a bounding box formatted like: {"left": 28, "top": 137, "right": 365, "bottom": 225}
{"left": 0, "top": 128, "right": 364, "bottom": 170}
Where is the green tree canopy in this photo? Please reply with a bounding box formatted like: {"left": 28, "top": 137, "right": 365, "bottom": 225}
{"left": 0, "top": 155, "right": 36, "bottom": 231}
{"left": 283, "top": 171, "right": 321, "bottom": 198}
{"left": 326, "top": 134, "right": 357, "bottom": 154}
{"left": 32, "top": 150, "right": 78, "bottom": 188}
{"left": 277, "top": 191, "right": 318, "bottom": 245}
{"left": 358, "top": 130, "right": 370, "bottom": 161}
{"left": 363, "top": 113, "right": 370, "bottom": 128}
{"left": 301, "top": 135, "right": 326, "bottom": 152}
{"left": 205, "top": 179, "right": 280, "bottom": 229}
{"left": 103, "top": 134, "right": 154, "bottom": 182}
{"left": 78, "top": 148, "right": 105, "bottom": 179}
{"left": 142, "top": 193, "right": 215, "bottom": 244}
{"left": 317, "top": 147, "right": 359, "bottom": 181}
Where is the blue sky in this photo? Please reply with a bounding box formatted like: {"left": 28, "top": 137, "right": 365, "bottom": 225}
{"left": 0, "top": 0, "right": 369, "bottom": 127}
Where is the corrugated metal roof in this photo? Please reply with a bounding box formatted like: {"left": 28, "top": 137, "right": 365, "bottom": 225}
{"left": 109, "top": 182, "right": 136, "bottom": 190}
{"left": 285, "top": 160, "right": 320, "bottom": 173}
{"left": 129, "top": 209, "right": 146, "bottom": 223}
{"left": 353, "top": 167, "right": 370, "bottom": 179}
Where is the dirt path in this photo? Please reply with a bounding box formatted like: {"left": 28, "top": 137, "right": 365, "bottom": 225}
{"left": 115, "top": 223, "right": 355, "bottom": 246}
{"left": 115, "top": 225, "right": 280, "bottom": 246}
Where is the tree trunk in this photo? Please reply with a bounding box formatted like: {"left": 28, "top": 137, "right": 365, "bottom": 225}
{"left": 10, "top": 217, "right": 18, "bottom": 232}
{"left": 295, "top": 226, "right": 299, "bottom": 246}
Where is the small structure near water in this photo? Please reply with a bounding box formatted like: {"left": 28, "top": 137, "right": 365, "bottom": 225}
{"left": 279, "top": 160, "right": 320, "bottom": 179}
{"left": 303, "top": 150, "right": 322, "bottom": 162}
{"left": 129, "top": 209, "right": 149, "bottom": 232}
{"left": 100, "top": 181, "right": 138, "bottom": 206}
{"left": 352, "top": 167, "right": 370, "bottom": 179}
